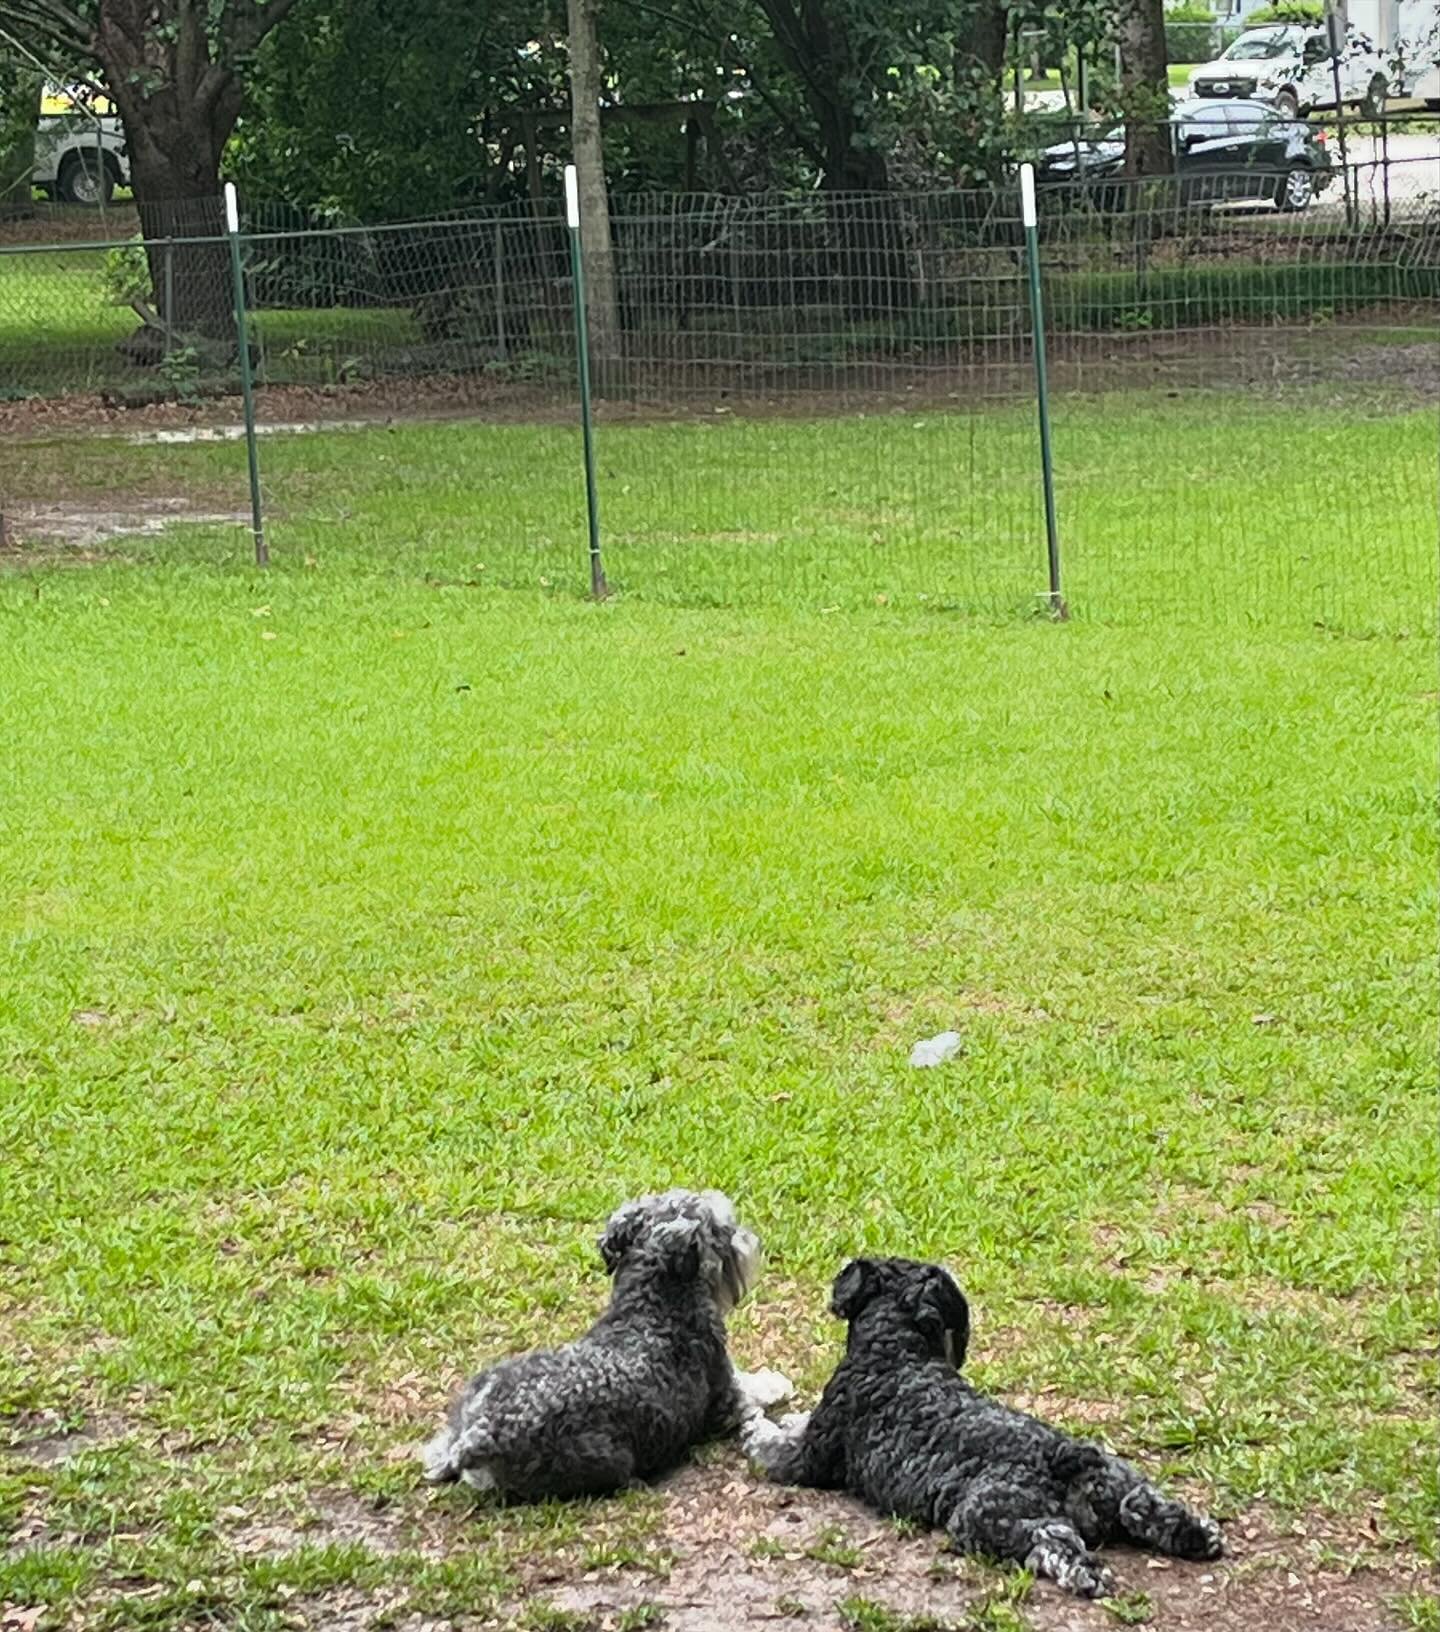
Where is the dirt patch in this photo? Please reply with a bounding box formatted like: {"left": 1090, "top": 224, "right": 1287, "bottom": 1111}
{"left": 0, "top": 205, "right": 139, "bottom": 247}
{"left": 0, "top": 310, "right": 1433, "bottom": 445}
{"left": 224, "top": 1488, "right": 437, "bottom": 1561}
{"left": 0, "top": 496, "right": 248, "bottom": 555}
{"left": 484, "top": 1462, "right": 1430, "bottom": 1632}
{"left": 3, "top": 1409, "right": 131, "bottom": 1466}
{"left": 284, "top": 1587, "right": 441, "bottom": 1632}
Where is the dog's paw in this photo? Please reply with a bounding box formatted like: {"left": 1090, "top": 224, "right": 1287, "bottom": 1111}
{"left": 1183, "top": 1515, "right": 1225, "bottom": 1561}
{"left": 742, "top": 1368, "right": 795, "bottom": 1411}
{"left": 1026, "top": 1524, "right": 1112, "bottom": 1599}
{"left": 1068, "top": 1561, "right": 1114, "bottom": 1599}
{"left": 739, "top": 1413, "right": 786, "bottom": 1462}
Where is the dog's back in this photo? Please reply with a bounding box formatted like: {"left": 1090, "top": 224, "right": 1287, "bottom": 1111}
{"left": 746, "top": 1258, "right": 1222, "bottom": 1597}
{"left": 830, "top": 1344, "right": 1100, "bottom": 1524}
{"left": 423, "top": 1190, "right": 761, "bottom": 1500}
{"left": 430, "top": 1316, "right": 726, "bottom": 1498}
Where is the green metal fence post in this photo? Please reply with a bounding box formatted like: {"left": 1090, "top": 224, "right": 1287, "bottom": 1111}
{"left": 1325, "top": 6, "right": 1356, "bottom": 230}
{"left": 224, "top": 182, "right": 268, "bottom": 568}
{"left": 162, "top": 238, "right": 175, "bottom": 359}
{"left": 565, "top": 163, "right": 608, "bottom": 601}
{"left": 1019, "top": 162, "right": 1065, "bottom": 620}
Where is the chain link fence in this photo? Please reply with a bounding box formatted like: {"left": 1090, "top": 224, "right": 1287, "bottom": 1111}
{"left": 2, "top": 135, "right": 1437, "bottom": 628}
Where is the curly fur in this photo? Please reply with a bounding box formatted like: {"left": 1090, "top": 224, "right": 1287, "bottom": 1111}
{"left": 422, "top": 1189, "right": 790, "bottom": 1500}
{"left": 743, "top": 1258, "right": 1223, "bottom": 1597}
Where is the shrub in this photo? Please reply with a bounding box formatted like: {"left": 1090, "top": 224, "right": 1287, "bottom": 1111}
{"left": 1245, "top": 1, "right": 1324, "bottom": 23}
{"left": 101, "top": 235, "right": 153, "bottom": 307}
{"left": 1043, "top": 261, "right": 1431, "bottom": 331}
{"left": 1166, "top": 5, "right": 1220, "bottom": 63}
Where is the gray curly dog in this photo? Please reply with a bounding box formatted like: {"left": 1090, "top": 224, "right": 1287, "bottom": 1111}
{"left": 742, "top": 1257, "right": 1223, "bottom": 1597}
{"left": 422, "top": 1189, "right": 792, "bottom": 1500}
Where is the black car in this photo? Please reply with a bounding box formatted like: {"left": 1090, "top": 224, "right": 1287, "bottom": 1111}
{"left": 1036, "top": 98, "right": 1334, "bottom": 212}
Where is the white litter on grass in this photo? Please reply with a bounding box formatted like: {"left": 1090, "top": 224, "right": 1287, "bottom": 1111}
{"left": 909, "top": 1030, "right": 963, "bottom": 1068}
{"left": 125, "top": 419, "right": 370, "bottom": 445}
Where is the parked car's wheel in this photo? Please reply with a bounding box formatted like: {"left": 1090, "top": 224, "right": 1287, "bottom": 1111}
{"left": 56, "top": 152, "right": 115, "bottom": 206}
{"left": 1274, "top": 87, "right": 1300, "bottom": 117}
{"left": 1275, "top": 166, "right": 1315, "bottom": 211}
{"left": 1361, "top": 73, "right": 1387, "bottom": 116}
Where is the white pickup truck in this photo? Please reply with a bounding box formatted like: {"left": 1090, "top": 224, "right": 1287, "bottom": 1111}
{"left": 31, "top": 85, "right": 129, "bottom": 205}
{"left": 1188, "top": 22, "right": 1391, "bottom": 115}
{"left": 1188, "top": 2, "right": 1440, "bottom": 116}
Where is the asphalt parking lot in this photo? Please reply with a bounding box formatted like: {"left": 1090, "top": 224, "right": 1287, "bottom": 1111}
{"left": 1330, "top": 131, "right": 1440, "bottom": 211}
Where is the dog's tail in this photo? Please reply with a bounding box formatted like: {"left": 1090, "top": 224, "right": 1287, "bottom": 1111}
{"left": 421, "top": 1423, "right": 462, "bottom": 1483}
{"left": 421, "top": 1414, "right": 503, "bottom": 1484}
{"left": 421, "top": 1369, "right": 508, "bottom": 1486}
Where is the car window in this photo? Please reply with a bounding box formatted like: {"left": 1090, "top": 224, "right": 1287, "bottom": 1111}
{"left": 1221, "top": 26, "right": 1301, "bottom": 60}
{"left": 1223, "top": 101, "right": 1275, "bottom": 133}
{"left": 1178, "top": 104, "right": 1260, "bottom": 144}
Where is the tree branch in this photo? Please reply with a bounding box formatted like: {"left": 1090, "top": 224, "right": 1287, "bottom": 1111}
{"left": 679, "top": 0, "right": 828, "bottom": 169}
{"left": 175, "top": 0, "right": 206, "bottom": 102}
{"left": 0, "top": 0, "right": 93, "bottom": 56}
{"left": 223, "top": 0, "right": 304, "bottom": 61}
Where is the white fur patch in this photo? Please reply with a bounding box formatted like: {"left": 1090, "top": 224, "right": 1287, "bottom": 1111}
{"left": 734, "top": 1366, "right": 795, "bottom": 1413}
{"left": 420, "top": 1427, "right": 456, "bottom": 1483}
{"left": 697, "top": 1189, "right": 737, "bottom": 1227}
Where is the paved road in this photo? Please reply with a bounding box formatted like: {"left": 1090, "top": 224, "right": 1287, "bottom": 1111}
{"left": 1328, "top": 131, "right": 1440, "bottom": 210}
{"left": 1020, "top": 89, "right": 1439, "bottom": 211}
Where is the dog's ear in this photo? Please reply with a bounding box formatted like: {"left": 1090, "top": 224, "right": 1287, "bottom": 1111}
{"left": 830, "top": 1258, "right": 879, "bottom": 1319}
{"left": 598, "top": 1200, "right": 647, "bottom": 1274}
{"left": 913, "top": 1266, "right": 970, "bottom": 1367}
{"left": 647, "top": 1215, "right": 711, "bottom": 1282}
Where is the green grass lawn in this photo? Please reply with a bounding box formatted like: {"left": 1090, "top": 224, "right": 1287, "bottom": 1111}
{"left": 0, "top": 248, "right": 419, "bottom": 395}
{"left": 0, "top": 249, "right": 135, "bottom": 390}
{"left": 0, "top": 408, "right": 1435, "bottom": 1629}
{"left": 1019, "top": 66, "right": 1196, "bottom": 91}
{"left": 8, "top": 386, "right": 1434, "bottom": 631}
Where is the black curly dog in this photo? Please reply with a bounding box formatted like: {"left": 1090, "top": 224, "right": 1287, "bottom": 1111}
{"left": 743, "top": 1257, "right": 1222, "bottom": 1596}
{"left": 422, "top": 1189, "right": 791, "bottom": 1500}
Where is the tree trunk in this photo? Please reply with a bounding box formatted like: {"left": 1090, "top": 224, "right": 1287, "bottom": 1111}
{"left": 1117, "top": 0, "right": 1172, "bottom": 178}
{"left": 98, "top": 35, "right": 243, "bottom": 338}
{"left": 755, "top": 0, "right": 913, "bottom": 313}
{"left": 566, "top": 0, "right": 621, "bottom": 385}
{"left": 0, "top": 66, "right": 42, "bottom": 218}
{"left": 956, "top": 0, "right": 1009, "bottom": 85}
{"left": 953, "top": 0, "right": 1010, "bottom": 186}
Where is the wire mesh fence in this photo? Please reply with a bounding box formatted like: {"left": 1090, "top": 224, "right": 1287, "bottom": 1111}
{"left": 2, "top": 139, "right": 1436, "bottom": 629}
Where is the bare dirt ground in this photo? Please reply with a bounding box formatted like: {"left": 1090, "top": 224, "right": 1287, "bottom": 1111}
{"left": 9, "top": 1416, "right": 1427, "bottom": 1632}
{"left": 276, "top": 1455, "right": 1436, "bottom": 1632}
{"left": 0, "top": 496, "right": 248, "bottom": 557}
{"left": 503, "top": 1462, "right": 1432, "bottom": 1632}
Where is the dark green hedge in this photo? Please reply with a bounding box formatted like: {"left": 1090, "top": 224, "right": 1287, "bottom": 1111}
{"left": 1044, "top": 262, "right": 1434, "bottom": 331}
{"left": 879, "top": 261, "right": 1433, "bottom": 350}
